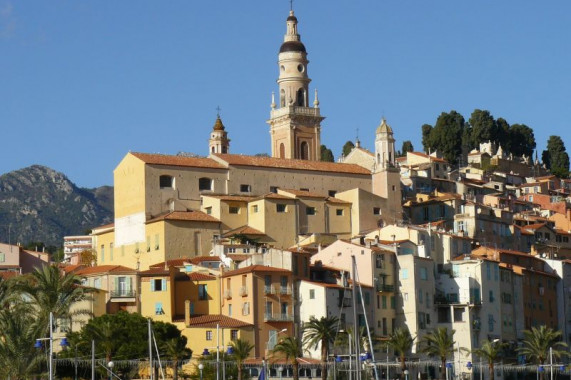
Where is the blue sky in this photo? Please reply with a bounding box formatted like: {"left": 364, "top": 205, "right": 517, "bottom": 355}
{"left": 1, "top": 1, "right": 570, "bottom": 188}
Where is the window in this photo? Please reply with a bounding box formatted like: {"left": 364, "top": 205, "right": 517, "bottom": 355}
{"left": 390, "top": 296, "right": 396, "bottom": 309}
{"left": 229, "top": 206, "right": 240, "bottom": 214}
{"left": 401, "top": 269, "right": 409, "bottom": 280}
{"left": 328, "top": 190, "right": 337, "bottom": 197}
{"left": 240, "top": 184, "right": 251, "bottom": 192}
{"left": 418, "top": 290, "right": 423, "bottom": 304}
{"left": 100, "top": 245, "right": 105, "bottom": 263}
{"left": 489, "top": 290, "right": 494, "bottom": 303}
{"left": 375, "top": 254, "right": 384, "bottom": 268}
{"left": 382, "top": 296, "right": 387, "bottom": 309}
{"left": 488, "top": 314, "right": 494, "bottom": 332}
{"left": 364, "top": 292, "right": 370, "bottom": 306}
{"left": 242, "top": 302, "right": 250, "bottom": 315}
{"left": 199, "top": 177, "right": 213, "bottom": 191}
{"left": 155, "top": 302, "right": 164, "bottom": 315}
{"left": 306, "top": 207, "right": 316, "bottom": 215}
{"left": 270, "top": 186, "right": 278, "bottom": 193}
{"left": 336, "top": 209, "right": 343, "bottom": 216}
{"left": 276, "top": 204, "right": 287, "bottom": 213}
{"left": 231, "top": 330, "right": 238, "bottom": 341}
{"left": 309, "top": 289, "right": 315, "bottom": 299}
{"left": 206, "top": 331, "right": 213, "bottom": 341}
{"left": 420, "top": 267, "right": 428, "bottom": 280}
{"left": 205, "top": 207, "right": 212, "bottom": 215}
{"left": 94, "top": 278, "right": 101, "bottom": 289}
{"left": 0, "top": 253, "right": 4, "bottom": 262}
{"left": 252, "top": 205, "right": 259, "bottom": 213}
{"left": 155, "top": 234, "right": 160, "bottom": 250}
{"left": 198, "top": 284, "right": 208, "bottom": 300}
{"left": 151, "top": 279, "right": 166, "bottom": 291}
{"left": 373, "top": 207, "right": 381, "bottom": 215}
{"left": 110, "top": 243, "right": 114, "bottom": 261}
{"left": 228, "top": 304, "right": 232, "bottom": 316}
{"left": 159, "top": 175, "right": 174, "bottom": 189}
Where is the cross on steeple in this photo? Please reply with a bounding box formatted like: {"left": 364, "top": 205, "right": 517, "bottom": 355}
{"left": 216, "top": 106, "right": 221, "bottom": 118}
{"left": 290, "top": 0, "right": 293, "bottom": 11}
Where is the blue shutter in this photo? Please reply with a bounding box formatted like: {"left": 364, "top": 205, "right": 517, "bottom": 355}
{"left": 162, "top": 279, "right": 167, "bottom": 291}
{"left": 151, "top": 280, "right": 155, "bottom": 291}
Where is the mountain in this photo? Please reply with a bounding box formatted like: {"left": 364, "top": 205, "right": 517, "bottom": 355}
{"left": 0, "top": 165, "right": 113, "bottom": 247}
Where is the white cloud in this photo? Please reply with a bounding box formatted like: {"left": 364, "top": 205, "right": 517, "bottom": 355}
{"left": 0, "top": 1, "right": 15, "bottom": 39}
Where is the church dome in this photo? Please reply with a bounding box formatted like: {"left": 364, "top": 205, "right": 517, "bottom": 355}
{"left": 279, "top": 40, "right": 306, "bottom": 53}
{"left": 376, "top": 118, "right": 393, "bottom": 134}
{"left": 213, "top": 116, "right": 225, "bottom": 131}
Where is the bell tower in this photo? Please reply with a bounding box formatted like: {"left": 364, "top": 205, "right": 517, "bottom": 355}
{"left": 208, "top": 113, "right": 230, "bottom": 154}
{"left": 267, "top": 10, "right": 324, "bottom": 161}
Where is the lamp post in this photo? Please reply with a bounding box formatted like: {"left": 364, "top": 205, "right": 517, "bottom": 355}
{"left": 446, "top": 362, "right": 453, "bottom": 380}
{"left": 405, "top": 369, "right": 410, "bottom": 380}
{"left": 199, "top": 363, "right": 204, "bottom": 380}
{"left": 34, "top": 312, "right": 69, "bottom": 380}
{"left": 107, "top": 361, "right": 114, "bottom": 380}
{"left": 279, "top": 366, "right": 284, "bottom": 380}
{"left": 466, "top": 362, "right": 473, "bottom": 380}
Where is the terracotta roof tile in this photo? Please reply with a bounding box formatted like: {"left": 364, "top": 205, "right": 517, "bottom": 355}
{"left": 253, "top": 193, "right": 295, "bottom": 201}
{"left": 187, "top": 272, "right": 217, "bottom": 281}
{"left": 278, "top": 189, "right": 327, "bottom": 199}
{"left": 409, "top": 152, "right": 448, "bottom": 163}
{"left": 150, "top": 258, "right": 193, "bottom": 268}
{"left": 189, "top": 256, "right": 222, "bottom": 265}
{"left": 213, "top": 154, "right": 371, "bottom": 175}
{"left": 203, "top": 195, "right": 257, "bottom": 202}
{"left": 222, "top": 225, "right": 266, "bottom": 237}
{"left": 0, "top": 271, "right": 20, "bottom": 280}
{"left": 76, "top": 265, "right": 136, "bottom": 276}
{"left": 147, "top": 211, "right": 221, "bottom": 223}
{"left": 131, "top": 152, "right": 226, "bottom": 169}
{"left": 140, "top": 267, "right": 170, "bottom": 276}
{"left": 227, "top": 254, "right": 251, "bottom": 262}
{"left": 222, "top": 265, "right": 291, "bottom": 277}
{"left": 326, "top": 196, "right": 351, "bottom": 204}
{"left": 186, "top": 314, "right": 253, "bottom": 328}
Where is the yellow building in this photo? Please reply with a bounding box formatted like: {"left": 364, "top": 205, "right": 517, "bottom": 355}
{"left": 221, "top": 265, "right": 295, "bottom": 358}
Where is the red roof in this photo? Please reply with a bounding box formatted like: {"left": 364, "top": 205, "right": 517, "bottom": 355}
{"left": 222, "top": 225, "right": 266, "bottom": 237}
{"left": 186, "top": 314, "right": 253, "bottom": 328}
{"left": 131, "top": 152, "right": 226, "bottom": 169}
{"left": 213, "top": 153, "right": 371, "bottom": 175}
{"left": 279, "top": 189, "right": 327, "bottom": 199}
{"left": 75, "top": 265, "right": 136, "bottom": 276}
{"left": 187, "top": 272, "right": 217, "bottom": 281}
{"left": 222, "top": 265, "right": 291, "bottom": 277}
{"left": 147, "top": 211, "right": 221, "bottom": 223}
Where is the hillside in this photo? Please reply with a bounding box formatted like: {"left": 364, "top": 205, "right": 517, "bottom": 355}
{"left": 0, "top": 165, "right": 113, "bottom": 247}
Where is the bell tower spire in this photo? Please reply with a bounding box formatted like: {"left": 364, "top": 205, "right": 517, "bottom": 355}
{"left": 208, "top": 107, "right": 230, "bottom": 155}
{"left": 267, "top": 9, "right": 324, "bottom": 161}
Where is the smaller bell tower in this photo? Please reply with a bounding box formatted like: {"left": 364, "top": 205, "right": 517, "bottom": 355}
{"left": 209, "top": 112, "right": 230, "bottom": 154}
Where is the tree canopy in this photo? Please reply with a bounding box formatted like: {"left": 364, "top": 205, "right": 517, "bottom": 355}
{"left": 542, "top": 135, "right": 569, "bottom": 178}
{"left": 320, "top": 145, "right": 334, "bottom": 162}
{"left": 342, "top": 141, "right": 355, "bottom": 157}
{"left": 401, "top": 141, "right": 414, "bottom": 155}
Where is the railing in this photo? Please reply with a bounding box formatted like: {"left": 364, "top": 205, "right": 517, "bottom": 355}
{"left": 264, "top": 285, "right": 276, "bottom": 295}
{"left": 270, "top": 106, "right": 321, "bottom": 119}
{"left": 110, "top": 290, "right": 136, "bottom": 298}
{"left": 434, "top": 294, "right": 481, "bottom": 306}
{"left": 239, "top": 286, "right": 248, "bottom": 297}
{"left": 264, "top": 313, "right": 293, "bottom": 322}
{"left": 376, "top": 284, "right": 395, "bottom": 292}
{"left": 280, "top": 286, "right": 292, "bottom": 295}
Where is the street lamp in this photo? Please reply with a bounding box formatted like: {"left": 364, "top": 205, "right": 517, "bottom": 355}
{"left": 266, "top": 328, "right": 288, "bottom": 353}
{"left": 446, "top": 362, "right": 453, "bottom": 380}
{"left": 107, "top": 361, "right": 114, "bottom": 380}
{"left": 466, "top": 362, "right": 473, "bottom": 380}
{"left": 405, "top": 369, "right": 409, "bottom": 380}
{"left": 279, "top": 366, "right": 284, "bottom": 380}
{"left": 34, "top": 312, "right": 69, "bottom": 380}
{"left": 199, "top": 363, "right": 204, "bottom": 380}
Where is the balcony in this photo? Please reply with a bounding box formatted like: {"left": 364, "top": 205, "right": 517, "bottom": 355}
{"left": 376, "top": 284, "right": 395, "bottom": 293}
{"left": 270, "top": 106, "right": 321, "bottom": 119}
{"left": 280, "top": 285, "right": 292, "bottom": 296}
{"left": 264, "top": 285, "right": 276, "bottom": 295}
{"left": 239, "top": 286, "right": 248, "bottom": 297}
{"left": 264, "top": 313, "right": 293, "bottom": 322}
{"left": 434, "top": 294, "right": 481, "bottom": 306}
{"left": 224, "top": 289, "right": 232, "bottom": 299}
{"left": 109, "top": 290, "right": 136, "bottom": 302}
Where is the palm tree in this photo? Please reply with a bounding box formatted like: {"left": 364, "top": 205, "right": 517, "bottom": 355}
{"left": 162, "top": 337, "right": 192, "bottom": 380}
{"left": 272, "top": 336, "right": 305, "bottom": 380}
{"left": 518, "top": 326, "right": 569, "bottom": 380}
{"left": 0, "top": 304, "right": 42, "bottom": 380}
{"left": 230, "top": 338, "right": 255, "bottom": 380}
{"left": 18, "top": 265, "right": 93, "bottom": 335}
{"left": 303, "top": 316, "right": 339, "bottom": 380}
{"left": 420, "top": 327, "right": 457, "bottom": 380}
{"left": 385, "top": 328, "right": 415, "bottom": 378}
{"left": 472, "top": 340, "right": 506, "bottom": 380}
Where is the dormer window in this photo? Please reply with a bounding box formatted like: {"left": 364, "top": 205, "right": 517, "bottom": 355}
{"left": 159, "top": 175, "right": 174, "bottom": 189}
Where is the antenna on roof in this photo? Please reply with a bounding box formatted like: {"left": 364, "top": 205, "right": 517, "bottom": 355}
{"left": 290, "top": 0, "right": 294, "bottom": 11}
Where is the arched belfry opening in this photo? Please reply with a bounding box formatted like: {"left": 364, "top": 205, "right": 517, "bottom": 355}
{"left": 296, "top": 89, "right": 305, "bottom": 106}
{"left": 300, "top": 141, "right": 309, "bottom": 160}
{"left": 279, "top": 143, "right": 285, "bottom": 158}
